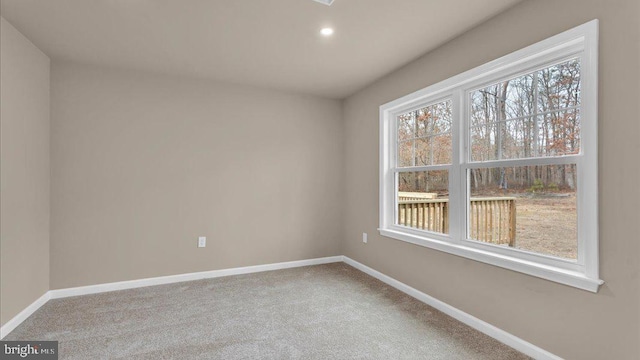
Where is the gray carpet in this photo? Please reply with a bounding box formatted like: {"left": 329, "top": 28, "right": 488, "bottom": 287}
{"left": 4, "top": 263, "right": 530, "bottom": 359}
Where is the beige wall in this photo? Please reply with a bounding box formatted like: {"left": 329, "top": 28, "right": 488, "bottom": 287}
{"left": 50, "top": 61, "right": 344, "bottom": 289}
{"left": 343, "top": 1, "right": 640, "bottom": 359}
{"left": 4, "top": 1, "right": 640, "bottom": 357}
{"left": 0, "top": 17, "right": 51, "bottom": 326}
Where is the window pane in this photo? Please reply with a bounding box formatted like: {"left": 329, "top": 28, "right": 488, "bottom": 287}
{"left": 398, "top": 112, "right": 416, "bottom": 142}
{"left": 467, "top": 164, "right": 577, "bottom": 260}
{"left": 471, "top": 120, "right": 535, "bottom": 162}
{"left": 537, "top": 109, "right": 580, "bottom": 156}
{"left": 470, "top": 123, "right": 498, "bottom": 161}
{"left": 397, "top": 170, "right": 449, "bottom": 234}
{"left": 396, "top": 134, "right": 451, "bottom": 166}
{"left": 470, "top": 74, "right": 535, "bottom": 126}
{"left": 397, "top": 100, "right": 452, "bottom": 166}
{"left": 537, "top": 58, "right": 581, "bottom": 112}
{"left": 416, "top": 101, "right": 452, "bottom": 137}
{"left": 499, "top": 118, "right": 536, "bottom": 160}
{"left": 469, "top": 59, "right": 581, "bottom": 162}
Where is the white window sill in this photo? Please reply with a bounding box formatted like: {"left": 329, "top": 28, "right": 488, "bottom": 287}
{"left": 379, "top": 228, "right": 604, "bottom": 293}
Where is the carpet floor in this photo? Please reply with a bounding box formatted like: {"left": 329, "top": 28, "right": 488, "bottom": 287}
{"left": 4, "top": 263, "right": 530, "bottom": 359}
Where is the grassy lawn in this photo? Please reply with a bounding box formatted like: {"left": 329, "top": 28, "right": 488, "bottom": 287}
{"left": 513, "top": 193, "right": 577, "bottom": 260}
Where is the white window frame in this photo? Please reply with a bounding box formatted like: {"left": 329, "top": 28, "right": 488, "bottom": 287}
{"left": 379, "top": 20, "right": 602, "bottom": 292}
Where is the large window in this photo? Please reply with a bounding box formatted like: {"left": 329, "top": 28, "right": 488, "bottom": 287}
{"left": 379, "top": 20, "right": 601, "bottom": 292}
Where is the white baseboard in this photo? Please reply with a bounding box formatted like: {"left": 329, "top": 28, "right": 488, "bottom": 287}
{"left": 342, "top": 256, "right": 562, "bottom": 360}
{"left": 2, "top": 254, "right": 561, "bottom": 360}
{"left": 1, "top": 256, "right": 342, "bottom": 338}
{"left": 0, "top": 292, "right": 50, "bottom": 339}
{"left": 49, "top": 256, "right": 343, "bottom": 299}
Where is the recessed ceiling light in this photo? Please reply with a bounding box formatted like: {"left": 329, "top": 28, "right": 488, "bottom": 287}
{"left": 313, "top": 0, "right": 335, "bottom": 5}
{"left": 320, "top": 28, "right": 334, "bottom": 36}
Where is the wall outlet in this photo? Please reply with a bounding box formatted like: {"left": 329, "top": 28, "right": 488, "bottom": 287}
{"left": 198, "top": 236, "right": 206, "bottom": 248}
{"left": 362, "top": 232, "right": 368, "bottom": 243}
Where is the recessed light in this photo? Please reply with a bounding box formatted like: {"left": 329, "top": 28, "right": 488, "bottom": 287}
{"left": 320, "top": 28, "right": 334, "bottom": 36}
{"left": 313, "top": 0, "right": 335, "bottom": 5}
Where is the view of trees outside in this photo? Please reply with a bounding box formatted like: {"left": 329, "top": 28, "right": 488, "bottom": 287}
{"left": 469, "top": 58, "right": 581, "bottom": 190}
{"left": 397, "top": 170, "right": 448, "bottom": 194}
{"left": 397, "top": 100, "right": 451, "bottom": 196}
{"left": 398, "top": 100, "right": 452, "bottom": 168}
{"left": 397, "top": 101, "right": 451, "bottom": 235}
{"left": 396, "top": 58, "right": 581, "bottom": 259}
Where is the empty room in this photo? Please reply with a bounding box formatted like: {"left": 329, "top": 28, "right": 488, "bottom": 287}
{"left": 1, "top": 0, "right": 639, "bottom": 359}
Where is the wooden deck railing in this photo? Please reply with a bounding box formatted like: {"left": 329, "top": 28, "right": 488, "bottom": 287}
{"left": 397, "top": 195, "right": 516, "bottom": 247}
{"left": 398, "top": 192, "right": 438, "bottom": 201}
{"left": 398, "top": 199, "right": 450, "bottom": 234}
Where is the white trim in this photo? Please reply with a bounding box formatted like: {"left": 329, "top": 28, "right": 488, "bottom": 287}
{"left": 577, "top": 19, "right": 599, "bottom": 280}
{"left": 2, "top": 256, "right": 563, "bottom": 358}
{"left": 380, "top": 27, "right": 586, "bottom": 113}
{"left": 49, "top": 256, "right": 343, "bottom": 299}
{"left": 0, "top": 292, "right": 50, "bottom": 339}
{"left": 1, "top": 256, "right": 342, "bottom": 338}
{"left": 379, "top": 229, "right": 602, "bottom": 292}
{"left": 342, "top": 256, "right": 563, "bottom": 360}
{"left": 464, "top": 155, "right": 580, "bottom": 169}
{"left": 379, "top": 20, "right": 601, "bottom": 292}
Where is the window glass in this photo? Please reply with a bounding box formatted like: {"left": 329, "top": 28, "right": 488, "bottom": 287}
{"left": 397, "top": 100, "right": 452, "bottom": 166}
{"left": 470, "top": 58, "right": 581, "bottom": 161}
{"left": 397, "top": 170, "right": 449, "bottom": 234}
{"left": 467, "top": 164, "right": 577, "bottom": 260}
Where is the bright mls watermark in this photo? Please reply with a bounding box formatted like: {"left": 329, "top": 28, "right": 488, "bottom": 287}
{"left": 0, "top": 341, "right": 57, "bottom": 359}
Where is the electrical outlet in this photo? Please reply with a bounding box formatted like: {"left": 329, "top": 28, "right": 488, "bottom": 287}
{"left": 198, "top": 236, "right": 206, "bottom": 248}
{"left": 362, "top": 232, "right": 368, "bottom": 243}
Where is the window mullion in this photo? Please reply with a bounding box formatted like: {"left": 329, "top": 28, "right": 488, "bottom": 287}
{"left": 465, "top": 155, "right": 579, "bottom": 169}
{"left": 448, "top": 90, "right": 464, "bottom": 243}
{"left": 396, "top": 164, "right": 450, "bottom": 172}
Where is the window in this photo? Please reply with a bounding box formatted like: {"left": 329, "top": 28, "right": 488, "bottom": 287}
{"left": 379, "top": 20, "right": 602, "bottom": 292}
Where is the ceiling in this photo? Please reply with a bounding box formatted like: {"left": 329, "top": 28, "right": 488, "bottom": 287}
{"left": 0, "top": 0, "right": 521, "bottom": 99}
